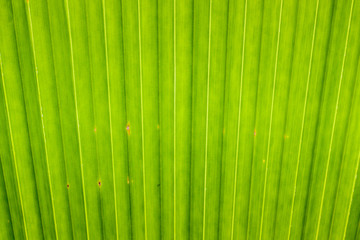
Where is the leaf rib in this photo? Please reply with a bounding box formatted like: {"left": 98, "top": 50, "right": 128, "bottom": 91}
{"left": 63, "top": 1, "right": 90, "bottom": 238}
{"left": 0, "top": 55, "right": 28, "bottom": 240}
{"left": 328, "top": 59, "right": 360, "bottom": 240}
{"left": 339, "top": 65, "right": 360, "bottom": 240}
{"left": 259, "top": 0, "right": 284, "bottom": 238}
{"left": 230, "top": 1, "right": 247, "bottom": 239}
{"left": 43, "top": 0, "right": 76, "bottom": 238}
{"left": 202, "top": 0, "right": 212, "bottom": 238}
{"left": 100, "top": 0, "right": 118, "bottom": 238}
{"left": 342, "top": 151, "right": 360, "bottom": 240}
{"left": 119, "top": 0, "right": 133, "bottom": 236}
{"left": 246, "top": 4, "right": 266, "bottom": 239}
{"left": 173, "top": 0, "right": 177, "bottom": 239}
{"left": 314, "top": 0, "right": 355, "bottom": 238}
{"left": 24, "top": 3, "right": 58, "bottom": 239}
{"left": 136, "top": 0, "right": 148, "bottom": 239}
{"left": 287, "top": 0, "right": 320, "bottom": 238}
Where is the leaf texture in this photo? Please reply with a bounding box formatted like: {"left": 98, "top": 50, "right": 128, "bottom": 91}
{"left": 0, "top": 0, "right": 360, "bottom": 239}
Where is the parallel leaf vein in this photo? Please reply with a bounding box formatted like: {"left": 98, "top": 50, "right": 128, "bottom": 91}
{"left": 315, "top": 0, "right": 354, "bottom": 237}
{"left": 25, "top": 3, "right": 58, "bottom": 238}
{"left": 101, "top": 0, "right": 119, "bottom": 238}
{"left": 329, "top": 56, "right": 360, "bottom": 240}
{"left": 0, "top": 54, "right": 28, "bottom": 240}
{"left": 137, "top": 0, "right": 148, "bottom": 239}
{"left": 230, "top": 1, "right": 247, "bottom": 239}
{"left": 202, "top": 0, "right": 212, "bottom": 238}
{"left": 287, "top": 0, "right": 320, "bottom": 238}
{"left": 342, "top": 151, "right": 360, "bottom": 240}
{"left": 64, "top": 1, "right": 90, "bottom": 238}
{"left": 259, "top": 0, "right": 283, "bottom": 239}
{"left": 173, "top": 0, "right": 177, "bottom": 239}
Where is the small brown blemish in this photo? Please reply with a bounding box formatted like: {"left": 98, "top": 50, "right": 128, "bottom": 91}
{"left": 66, "top": 184, "right": 69, "bottom": 189}
{"left": 254, "top": 130, "right": 257, "bottom": 136}
{"left": 284, "top": 134, "right": 289, "bottom": 139}
{"left": 127, "top": 176, "right": 130, "bottom": 184}
{"left": 94, "top": 127, "right": 97, "bottom": 133}
{"left": 98, "top": 180, "right": 101, "bottom": 187}
{"left": 126, "top": 122, "right": 130, "bottom": 136}
{"left": 157, "top": 124, "right": 160, "bottom": 130}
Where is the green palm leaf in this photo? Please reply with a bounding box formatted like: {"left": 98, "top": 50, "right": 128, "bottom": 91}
{"left": 0, "top": 0, "right": 359, "bottom": 239}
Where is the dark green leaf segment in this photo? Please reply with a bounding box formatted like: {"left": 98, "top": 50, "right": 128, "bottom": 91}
{"left": 0, "top": 0, "right": 359, "bottom": 239}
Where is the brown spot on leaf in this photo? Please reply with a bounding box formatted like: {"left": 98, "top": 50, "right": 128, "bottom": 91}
{"left": 126, "top": 122, "right": 130, "bottom": 136}
{"left": 98, "top": 181, "right": 101, "bottom": 187}
{"left": 127, "top": 176, "right": 130, "bottom": 184}
{"left": 66, "top": 184, "right": 69, "bottom": 189}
